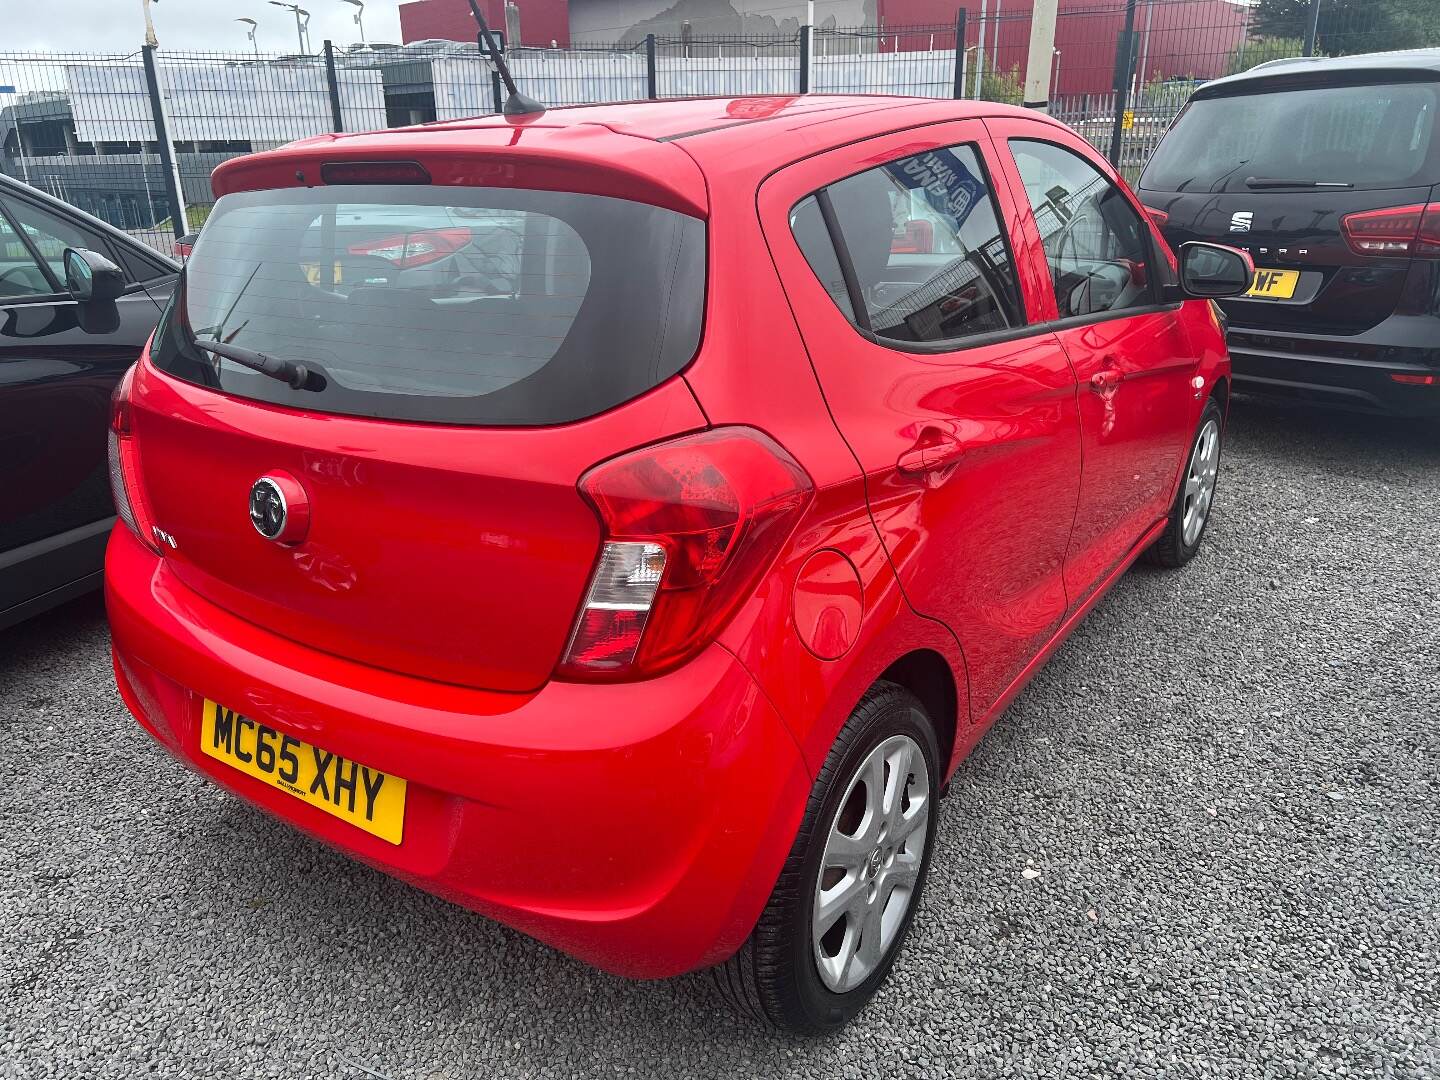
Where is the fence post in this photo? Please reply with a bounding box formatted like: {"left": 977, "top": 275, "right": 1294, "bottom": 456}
{"left": 491, "top": 69, "right": 504, "bottom": 114}
{"left": 140, "top": 45, "right": 187, "bottom": 242}
{"left": 323, "top": 40, "right": 344, "bottom": 133}
{"left": 952, "top": 10, "right": 967, "bottom": 99}
{"left": 1107, "top": 0, "right": 1139, "bottom": 168}
{"left": 799, "top": 24, "right": 811, "bottom": 94}
{"left": 646, "top": 34, "right": 658, "bottom": 99}
{"left": 1302, "top": 0, "right": 1321, "bottom": 56}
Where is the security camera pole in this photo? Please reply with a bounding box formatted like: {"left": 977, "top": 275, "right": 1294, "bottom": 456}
{"left": 269, "top": 2, "right": 312, "bottom": 54}
{"left": 341, "top": 0, "right": 366, "bottom": 44}
{"left": 1021, "top": 0, "right": 1059, "bottom": 112}
{"left": 237, "top": 18, "right": 260, "bottom": 56}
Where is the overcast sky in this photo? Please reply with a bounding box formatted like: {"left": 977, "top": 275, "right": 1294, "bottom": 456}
{"left": 7, "top": 0, "right": 407, "bottom": 53}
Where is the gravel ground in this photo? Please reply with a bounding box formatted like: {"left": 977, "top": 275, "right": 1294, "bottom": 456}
{"left": 2, "top": 400, "right": 1437, "bottom": 1079}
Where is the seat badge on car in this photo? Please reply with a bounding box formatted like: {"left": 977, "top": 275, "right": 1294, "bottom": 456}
{"left": 1229, "top": 211, "right": 1253, "bottom": 233}
{"left": 248, "top": 473, "right": 310, "bottom": 545}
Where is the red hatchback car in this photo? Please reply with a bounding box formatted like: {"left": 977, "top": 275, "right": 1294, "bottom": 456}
{"left": 106, "top": 95, "right": 1251, "bottom": 1032}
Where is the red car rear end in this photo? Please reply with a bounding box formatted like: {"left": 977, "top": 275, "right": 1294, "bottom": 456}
{"left": 107, "top": 96, "right": 1244, "bottom": 1033}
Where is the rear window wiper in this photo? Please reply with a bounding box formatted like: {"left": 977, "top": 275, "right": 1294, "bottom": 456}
{"left": 194, "top": 339, "right": 327, "bottom": 392}
{"left": 1245, "top": 177, "right": 1354, "bottom": 189}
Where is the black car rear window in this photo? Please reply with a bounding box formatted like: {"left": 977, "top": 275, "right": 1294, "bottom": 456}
{"left": 151, "top": 185, "right": 705, "bottom": 426}
{"left": 1141, "top": 82, "right": 1440, "bottom": 193}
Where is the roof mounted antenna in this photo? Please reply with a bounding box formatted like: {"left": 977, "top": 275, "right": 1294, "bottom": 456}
{"left": 466, "top": 0, "right": 545, "bottom": 117}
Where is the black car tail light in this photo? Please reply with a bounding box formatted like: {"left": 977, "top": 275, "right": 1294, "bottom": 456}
{"left": 1341, "top": 202, "right": 1440, "bottom": 257}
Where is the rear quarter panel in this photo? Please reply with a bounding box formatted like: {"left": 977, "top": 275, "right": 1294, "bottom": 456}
{"left": 683, "top": 127, "right": 971, "bottom": 780}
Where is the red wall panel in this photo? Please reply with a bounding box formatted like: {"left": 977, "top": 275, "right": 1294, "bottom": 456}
{"left": 399, "top": 0, "right": 571, "bottom": 48}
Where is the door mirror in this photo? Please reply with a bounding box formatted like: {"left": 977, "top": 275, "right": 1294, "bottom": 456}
{"left": 1178, "top": 242, "right": 1254, "bottom": 299}
{"left": 64, "top": 247, "right": 125, "bottom": 305}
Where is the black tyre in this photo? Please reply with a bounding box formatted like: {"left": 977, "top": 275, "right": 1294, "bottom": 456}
{"left": 713, "top": 681, "right": 940, "bottom": 1034}
{"left": 1145, "top": 398, "right": 1224, "bottom": 568}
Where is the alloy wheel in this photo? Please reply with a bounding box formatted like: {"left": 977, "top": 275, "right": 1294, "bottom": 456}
{"left": 812, "top": 731, "right": 931, "bottom": 993}
{"left": 1182, "top": 418, "right": 1221, "bottom": 547}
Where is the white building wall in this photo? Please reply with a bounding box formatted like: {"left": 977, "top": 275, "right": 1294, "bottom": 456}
{"left": 569, "top": 0, "right": 873, "bottom": 43}
{"left": 65, "top": 62, "right": 387, "bottom": 144}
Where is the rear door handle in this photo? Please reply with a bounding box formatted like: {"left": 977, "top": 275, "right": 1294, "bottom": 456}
{"left": 897, "top": 430, "right": 964, "bottom": 474}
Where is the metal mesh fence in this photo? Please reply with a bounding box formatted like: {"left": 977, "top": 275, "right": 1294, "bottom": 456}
{"left": 814, "top": 25, "right": 959, "bottom": 98}
{"left": 2, "top": 1, "right": 1435, "bottom": 257}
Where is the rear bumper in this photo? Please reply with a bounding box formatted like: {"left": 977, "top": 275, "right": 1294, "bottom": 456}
{"left": 1227, "top": 322, "right": 1440, "bottom": 417}
{"left": 106, "top": 525, "right": 811, "bottom": 979}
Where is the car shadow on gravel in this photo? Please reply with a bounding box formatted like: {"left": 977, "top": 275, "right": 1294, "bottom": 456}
{"left": 181, "top": 791, "right": 816, "bottom": 1049}
{"left": 1225, "top": 395, "right": 1440, "bottom": 461}
{"left": 0, "top": 593, "right": 107, "bottom": 685}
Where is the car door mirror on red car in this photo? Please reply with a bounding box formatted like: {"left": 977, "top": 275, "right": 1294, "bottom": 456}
{"left": 63, "top": 247, "right": 125, "bottom": 306}
{"left": 1176, "top": 242, "right": 1254, "bottom": 300}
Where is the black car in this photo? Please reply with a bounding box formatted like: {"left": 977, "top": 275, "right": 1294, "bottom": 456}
{"left": 1139, "top": 49, "right": 1440, "bottom": 416}
{"left": 0, "top": 174, "right": 178, "bottom": 630}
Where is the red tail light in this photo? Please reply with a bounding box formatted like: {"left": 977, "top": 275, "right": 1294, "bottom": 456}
{"left": 348, "top": 227, "right": 473, "bottom": 268}
{"left": 1390, "top": 372, "right": 1438, "bottom": 385}
{"left": 1341, "top": 202, "right": 1440, "bottom": 257}
{"left": 108, "top": 361, "right": 162, "bottom": 554}
{"left": 558, "top": 428, "right": 813, "bottom": 681}
{"left": 1142, "top": 205, "right": 1169, "bottom": 228}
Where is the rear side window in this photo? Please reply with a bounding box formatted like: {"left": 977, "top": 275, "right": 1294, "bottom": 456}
{"left": 790, "top": 195, "right": 855, "bottom": 321}
{"left": 151, "top": 185, "right": 705, "bottom": 426}
{"left": 791, "top": 144, "right": 1023, "bottom": 346}
{"left": 1142, "top": 82, "right": 1439, "bottom": 193}
{"left": 113, "top": 242, "right": 174, "bottom": 284}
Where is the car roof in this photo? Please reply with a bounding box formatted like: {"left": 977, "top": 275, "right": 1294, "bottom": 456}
{"left": 214, "top": 95, "right": 1064, "bottom": 216}
{"left": 1196, "top": 47, "right": 1440, "bottom": 98}
{"left": 394, "top": 94, "right": 1010, "bottom": 143}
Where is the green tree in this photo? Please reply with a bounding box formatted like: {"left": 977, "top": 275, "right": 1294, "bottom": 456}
{"left": 1251, "top": 0, "right": 1440, "bottom": 55}
{"left": 1226, "top": 36, "right": 1306, "bottom": 75}
{"left": 975, "top": 64, "right": 1022, "bottom": 106}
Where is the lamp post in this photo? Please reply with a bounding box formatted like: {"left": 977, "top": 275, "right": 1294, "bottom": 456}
{"left": 268, "top": 2, "right": 311, "bottom": 54}
{"left": 236, "top": 17, "right": 259, "bottom": 56}
{"left": 340, "top": 0, "right": 365, "bottom": 44}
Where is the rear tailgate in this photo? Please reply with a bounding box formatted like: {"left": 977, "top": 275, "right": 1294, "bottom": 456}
{"left": 1149, "top": 187, "right": 1431, "bottom": 334}
{"left": 132, "top": 365, "right": 706, "bottom": 692}
{"left": 133, "top": 130, "right": 711, "bottom": 692}
{"left": 1139, "top": 76, "right": 1440, "bottom": 335}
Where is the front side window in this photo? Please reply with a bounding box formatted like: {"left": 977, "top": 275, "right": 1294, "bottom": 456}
{"left": 4, "top": 196, "right": 107, "bottom": 286}
{"left": 150, "top": 185, "right": 705, "bottom": 426}
{"left": 1010, "top": 139, "right": 1155, "bottom": 321}
{"left": 0, "top": 205, "right": 54, "bottom": 298}
{"left": 791, "top": 143, "right": 1023, "bottom": 346}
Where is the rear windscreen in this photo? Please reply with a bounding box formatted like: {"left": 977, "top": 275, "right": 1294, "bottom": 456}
{"left": 151, "top": 185, "right": 705, "bottom": 425}
{"left": 1141, "top": 82, "right": 1439, "bottom": 193}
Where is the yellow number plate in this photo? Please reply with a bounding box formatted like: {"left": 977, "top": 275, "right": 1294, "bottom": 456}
{"left": 200, "top": 699, "right": 406, "bottom": 845}
{"left": 1245, "top": 268, "right": 1299, "bottom": 299}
